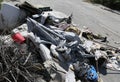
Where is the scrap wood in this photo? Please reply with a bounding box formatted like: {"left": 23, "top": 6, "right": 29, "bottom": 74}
{"left": 93, "top": 40, "right": 120, "bottom": 51}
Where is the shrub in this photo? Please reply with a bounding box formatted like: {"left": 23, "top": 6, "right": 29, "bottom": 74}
{"left": 0, "top": 0, "right": 3, "bottom": 8}
{"left": 89, "top": 0, "right": 120, "bottom": 10}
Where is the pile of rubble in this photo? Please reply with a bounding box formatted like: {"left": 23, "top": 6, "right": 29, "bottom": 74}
{"left": 0, "top": 1, "right": 120, "bottom": 82}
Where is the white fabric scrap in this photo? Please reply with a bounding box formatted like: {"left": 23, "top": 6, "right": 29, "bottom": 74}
{"left": 95, "top": 50, "right": 107, "bottom": 60}
{"left": 83, "top": 40, "right": 93, "bottom": 52}
{"left": 105, "top": 57, "right": 120, "bottom": 70}
{"left": 65, "top": 70, "right": 76, "bottom": 82}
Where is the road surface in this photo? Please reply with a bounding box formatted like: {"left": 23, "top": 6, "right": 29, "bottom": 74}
{"left": 19, "top": 0, "right": 120, "bottom": 82}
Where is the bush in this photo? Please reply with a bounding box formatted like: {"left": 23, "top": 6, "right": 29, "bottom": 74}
{"left": 89, "top": 0, "right": 120, "bottom": 10}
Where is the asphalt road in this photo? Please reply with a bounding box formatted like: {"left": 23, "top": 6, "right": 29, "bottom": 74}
{"left": 19, "top": 0, "right": 120, "bottom": 82}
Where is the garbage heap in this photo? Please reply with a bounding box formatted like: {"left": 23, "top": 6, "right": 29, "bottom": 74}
{"left": 0, "top": 1, "right": 120, "bottom": 82}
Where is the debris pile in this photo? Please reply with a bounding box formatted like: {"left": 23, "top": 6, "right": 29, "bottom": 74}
{"left": 0, "top": 1, "right": 120, "bottom": 82}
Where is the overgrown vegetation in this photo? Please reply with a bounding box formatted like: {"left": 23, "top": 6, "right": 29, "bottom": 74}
{"left": 0, "top": 0, "right": 3, "bottom": 8}
{"left": 89, "top": 0, "right": 120, "bottom": 10}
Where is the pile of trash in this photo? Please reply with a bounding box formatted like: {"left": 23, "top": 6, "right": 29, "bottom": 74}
{"left": 0, "top": 1, "right": 120, "bottom": 82}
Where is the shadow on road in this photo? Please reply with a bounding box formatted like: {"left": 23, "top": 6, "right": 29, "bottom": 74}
{"left": 99, "top": 66, "right": 120, "bottom": 75}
